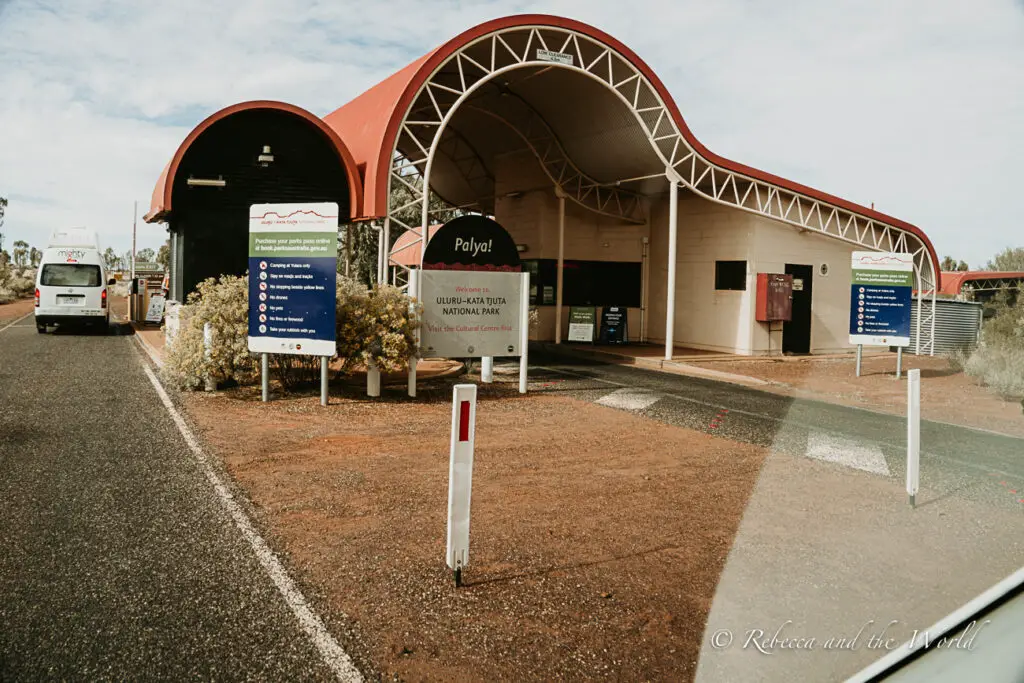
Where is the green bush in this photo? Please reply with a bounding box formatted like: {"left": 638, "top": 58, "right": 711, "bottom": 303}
{"left": 963, "top": 295, "right": 1024, "bottom": 400}
{"left": 162, "top": 273, "right": 420, "bottom": 390}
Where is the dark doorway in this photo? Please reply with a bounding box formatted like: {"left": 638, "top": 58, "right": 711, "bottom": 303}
{"left": 783, "top": 264, "right": 813, "bottom": 354}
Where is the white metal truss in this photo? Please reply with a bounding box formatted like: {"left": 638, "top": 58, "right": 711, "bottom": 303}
{"left": 384, "top": 23, "right": 940, "bottom": 352}
{"left": 961, "top": 276, "right": 1024, "bottom": 295}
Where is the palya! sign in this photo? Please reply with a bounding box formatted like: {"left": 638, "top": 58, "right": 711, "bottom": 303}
{"left": 418, "top": 216, "right": 526, "bottom": 358}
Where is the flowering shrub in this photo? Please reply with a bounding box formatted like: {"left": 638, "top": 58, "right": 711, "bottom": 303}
{"left": 162, "top": 273, "right": 420, "bottom": 390}
{"left": 162, "top": 275, "right": 258, "bottom": 390}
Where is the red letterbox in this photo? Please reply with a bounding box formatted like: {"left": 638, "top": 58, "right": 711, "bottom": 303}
{"left": 755, "top": 273, "right": 793, "bottom": 322}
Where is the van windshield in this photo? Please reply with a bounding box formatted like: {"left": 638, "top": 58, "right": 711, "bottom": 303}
{"left": 41, "top": 264, "right": 101, "bottom": 287}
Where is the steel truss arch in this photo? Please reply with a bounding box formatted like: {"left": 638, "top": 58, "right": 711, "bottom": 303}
{"left": 382, "top": 21, "right": 940, "bottom": 352}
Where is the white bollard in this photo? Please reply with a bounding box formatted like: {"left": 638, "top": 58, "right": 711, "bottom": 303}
{"left": 446, "top": 383, "right": 477, "bottom": 587}
{"left": 203, "top": 322, "right": 217, "bottom": 392}
{"left": 907, "top": 368, "right": 921, "bottom": 507}
{"left": 481, "top": 356, "right": 493, "bottom": 383}
{"left": 367, "top": 363, "right": 381, "bottom": 398}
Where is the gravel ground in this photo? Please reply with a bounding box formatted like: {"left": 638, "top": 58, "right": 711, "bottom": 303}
{"left": 0, "top": 319, "right": 342, "bottom": 681}
{"left": 695, "top": 353, "right": 1024, "bottom": 438}
{"left": 186, "top": 379, "right": 768, "bottom": 682}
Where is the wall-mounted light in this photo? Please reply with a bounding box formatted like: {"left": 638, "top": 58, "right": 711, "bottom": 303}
{"left": 516, "top": 244, "right": 528, "bottom": 252}
{"left": 186, "top": 176, "right": 226, "bottom": 187}
{"left": 258, "top": 145, "right": 274, "bottom": 167}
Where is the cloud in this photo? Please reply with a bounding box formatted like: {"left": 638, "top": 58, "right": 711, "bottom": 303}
{"left": 0, "top": 0, "right": 1021, "bottom": 267}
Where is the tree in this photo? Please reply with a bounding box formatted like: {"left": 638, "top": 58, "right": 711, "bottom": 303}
{"left": 341, "top": 174, "right": 462, "bottom": 286}
{"left": 156, "top": 241, "right": 170, "bottom": 270}
{"left": 12, "top": 240, "right": 28, "bottom": 267}
{"left": 985, "top": 247, "right": 1024, "bottom": 272}
{"left": 940, "top": 255, "right": 969, "bottom": 272}
{"left": 102, "top": 247, "right": 119, "bottom": 271}
{"left": 136, "top": 247, "right": 155, "bottom": 263}
{"left": 0, "top": 195, "right": 7, "bottom": 253}
{"left": 29, "top": 246, "right": 41, "bottom": 267}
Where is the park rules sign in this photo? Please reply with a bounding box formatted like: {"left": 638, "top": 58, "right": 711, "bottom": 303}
{"left": 848, "top": 251, "right": 913, "bottom": 347}
{"left": 247, "top": 202, "right": 338, "bottom": 356}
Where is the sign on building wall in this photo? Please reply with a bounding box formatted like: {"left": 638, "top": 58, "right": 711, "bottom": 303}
{"left": 419, "top": 215, "right": 524, "bottom": 358}
{"left": 247, "top": 202, "right": 338, "bottom": 356}
{"left": 568, "top": 306, "right": 596, "bottom": 342}
{"left": 848, "top": 251, "right": 913, "bottom": 347}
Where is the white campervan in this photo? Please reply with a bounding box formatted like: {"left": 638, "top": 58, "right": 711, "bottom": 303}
{"left": 34, "top": 228, "right": 113, "bottom": 333}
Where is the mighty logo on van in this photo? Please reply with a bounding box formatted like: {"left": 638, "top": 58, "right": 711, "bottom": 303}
{"left": 56, "top": 249, "right": 86, "bottom": 262}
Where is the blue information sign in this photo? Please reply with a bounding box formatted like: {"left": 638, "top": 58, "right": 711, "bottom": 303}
{"left": 246, "top": 203, "right": 338, "bottom": 356}
{"left": 849, "top": 252, "right": 914, "bottom": 347}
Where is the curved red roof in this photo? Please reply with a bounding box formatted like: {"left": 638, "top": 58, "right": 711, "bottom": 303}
{"left": 145, "top": 100, "right": 363, "bottom": 222}
{"left": 940, "top": 271, "right": 1024, "bottom": 296}
{"left": 323, "top": 14, "right": 940, "bottom": 277}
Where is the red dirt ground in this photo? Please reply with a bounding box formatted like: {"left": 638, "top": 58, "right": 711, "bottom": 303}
{"left": 0, "top": 298, "right": 35, "bottom": 322}
{"left": 186, "top": 384, "right": 767, "bottom": 681}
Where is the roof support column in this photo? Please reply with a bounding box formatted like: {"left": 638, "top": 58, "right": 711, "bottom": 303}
{"left": 665, "top": 171, "right": 681, "bottom": 361}
{"left": 382, "top": 218, "right": 391, "bottom": 285}
{"left": 555, "top": 188, "right": 567, "bottom": 344}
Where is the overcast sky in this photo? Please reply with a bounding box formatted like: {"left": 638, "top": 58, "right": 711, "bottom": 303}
{"left": 0, "top": 0, "right": 1021, "bottom": 266}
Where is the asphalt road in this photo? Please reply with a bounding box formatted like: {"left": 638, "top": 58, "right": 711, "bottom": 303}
{"left": 0, "top": 316, "right": 341, "bottom": 681}
{"left": 524, "top": 351, "right": 1024, "bottom": 509}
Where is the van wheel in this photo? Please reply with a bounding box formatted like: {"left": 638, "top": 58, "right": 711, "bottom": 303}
{"left": 36, "top": 324, "right": 46, "bottom": 334}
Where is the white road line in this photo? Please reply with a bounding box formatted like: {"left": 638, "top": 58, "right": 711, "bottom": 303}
{"left": 596, "top": 387, "right": 663, "bottom": 411}
{"left": 0, "top": 312, "right": 33, "bottom": 333}
{"left": 806, "top": 431, "right": 891, "bottom": 476}
{"left": 136, "top": 352, "right": 362, "bottom": 682}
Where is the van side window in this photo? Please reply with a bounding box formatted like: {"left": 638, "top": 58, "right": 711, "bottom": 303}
{"left": 41, "top": 264, "right": 101, "bottom": 287}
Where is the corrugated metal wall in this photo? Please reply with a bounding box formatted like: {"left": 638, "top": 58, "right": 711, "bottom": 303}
{"left": 908, "top": 298, "right": 983, "bottom": 355}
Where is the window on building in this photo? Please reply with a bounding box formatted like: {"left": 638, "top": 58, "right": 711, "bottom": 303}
{"left": 522, "top": 259, "right": 642, "bottom": 307}
{"left": 715, "top": 260, "right": 747, "bottom": 291}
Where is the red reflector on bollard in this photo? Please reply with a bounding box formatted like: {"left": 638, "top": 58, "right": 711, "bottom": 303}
{"left": 459, "top": 400, "right": 470, "bottom": 441}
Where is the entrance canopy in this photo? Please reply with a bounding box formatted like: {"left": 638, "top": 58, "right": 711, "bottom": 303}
{"left": 324, "top": 14, "right": 940, "bottom": 289}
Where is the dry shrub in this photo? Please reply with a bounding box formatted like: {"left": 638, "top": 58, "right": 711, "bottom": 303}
{"left": 963, "top": 295, "right": 1024, "bottom": 401}
{"left": 162, "top": 273, "right": 420, "bottom": 390}
{"left": 162, "top": 274, "right": 258, "bottom": 390}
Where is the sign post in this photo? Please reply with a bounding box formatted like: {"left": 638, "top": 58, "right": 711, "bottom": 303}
{"left": 247, "top": 203, "right": 338, "bottom": 403}
{"left": 907, "top": 368, "right": 921, "bottom": 508}
{"left": 447, "top": 383, "right": 477, "bottom": 587}
{"left": 849, "top": 252, "right": 913, "bottom": 378}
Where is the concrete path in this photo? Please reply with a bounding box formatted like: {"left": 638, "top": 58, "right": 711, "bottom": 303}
{"left": 0, "top": 316, "right": 358, "bottom": 681}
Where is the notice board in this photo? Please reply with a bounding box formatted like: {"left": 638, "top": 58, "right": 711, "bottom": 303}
{"left": 246, "top": 202, "right": 338, "bottom": 356}
{"left": 848, "top": 251, "right": 913, "bottom": 347}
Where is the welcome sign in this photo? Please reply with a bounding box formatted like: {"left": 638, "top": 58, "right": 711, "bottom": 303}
{"left": 419, "top": 215, "right": 525, "bottom": 358}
